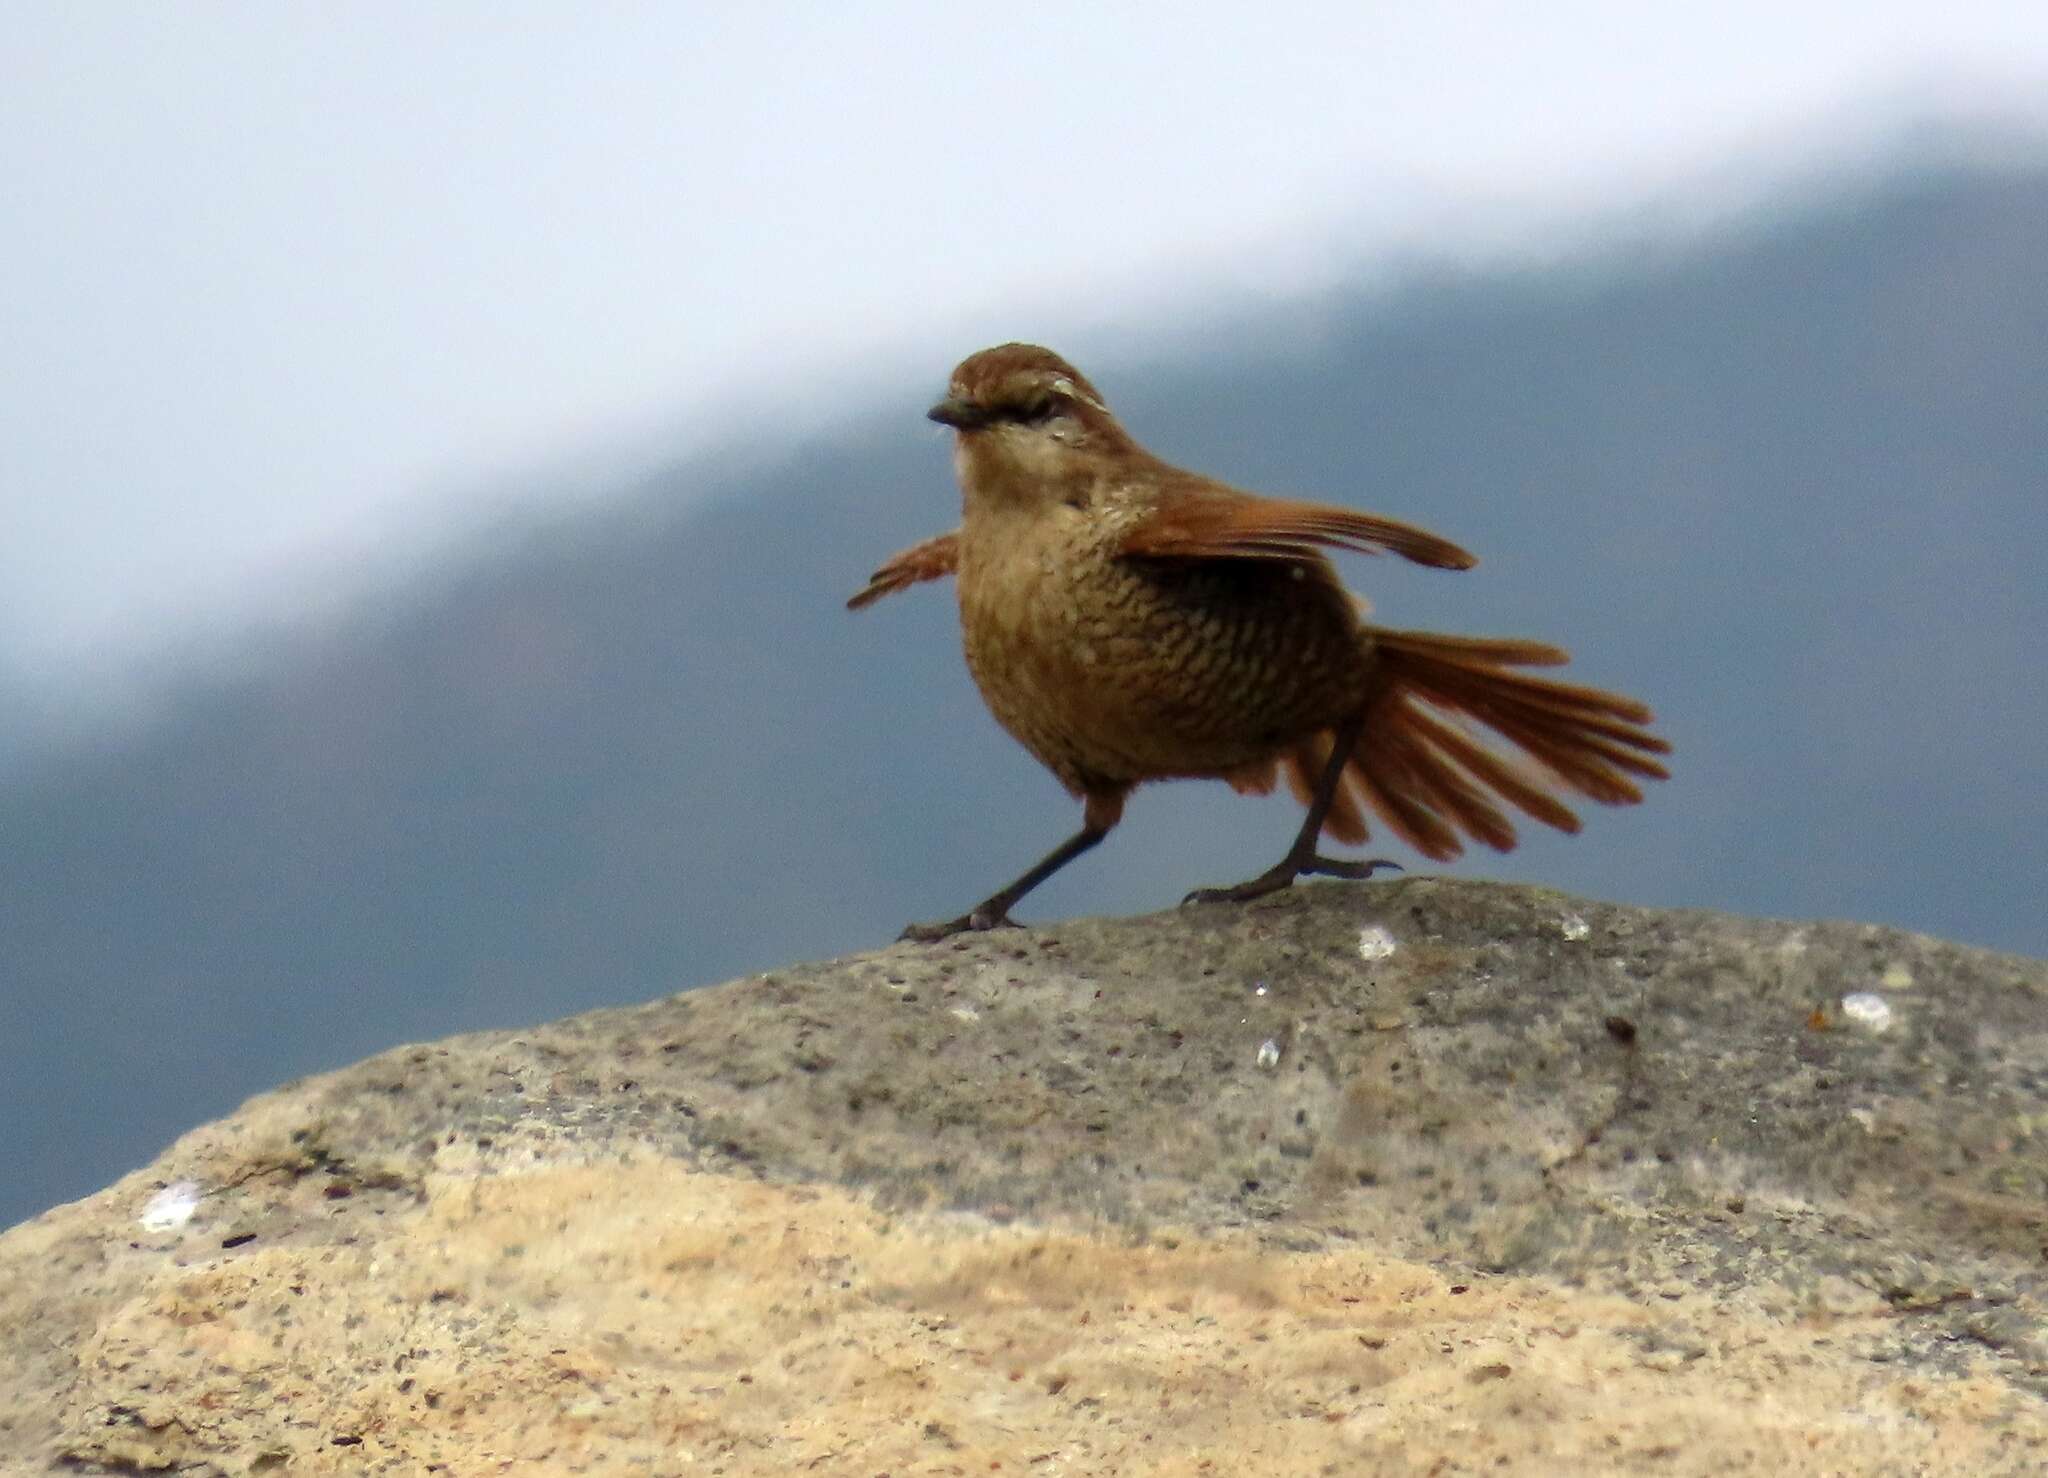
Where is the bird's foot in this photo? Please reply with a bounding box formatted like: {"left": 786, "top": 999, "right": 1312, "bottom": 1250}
{"left": 1300, "top": 854, "right": 1401, "bottom": 882}
{"left": 898, "top": 906, "right": 1020, "bottom": 943}
{"left": 1182, "top": 854, "right": 1399, "bottom": 908}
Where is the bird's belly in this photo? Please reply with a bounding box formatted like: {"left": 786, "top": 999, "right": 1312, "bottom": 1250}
{"left": 958, "top": 553, "right": 1364, "bottom": 791}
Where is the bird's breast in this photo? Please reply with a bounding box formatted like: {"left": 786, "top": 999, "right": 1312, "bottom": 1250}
{"left": 954, "top": 512, "right": 1367, "bottom": 790}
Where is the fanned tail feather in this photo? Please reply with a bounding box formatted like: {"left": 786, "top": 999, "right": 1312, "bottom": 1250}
{"left": 1327, "top": 627, "right": 1671, "bottom": 860}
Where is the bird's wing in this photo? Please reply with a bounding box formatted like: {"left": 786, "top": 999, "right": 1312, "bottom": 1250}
{"left": 1117, "top": 478, "right": 1475, "bottom": 571}
{"left": 847, "top": 530, "right": 960, "bottom": 610}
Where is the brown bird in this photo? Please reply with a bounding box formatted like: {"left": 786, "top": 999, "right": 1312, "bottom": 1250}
{"left": 852, "top": 343, "right": 1669, "bottom": 941}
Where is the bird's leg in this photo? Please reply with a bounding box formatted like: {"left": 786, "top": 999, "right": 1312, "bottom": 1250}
{"left": 1184, "top": 707, "right": 1399, "bottom": 907}
{"left": 901, "top": 790, "right": 1126, "bottom": 942}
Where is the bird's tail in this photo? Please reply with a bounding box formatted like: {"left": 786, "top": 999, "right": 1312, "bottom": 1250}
{"left": 1278, "top": 628, "right": 1671, "bottom": 858}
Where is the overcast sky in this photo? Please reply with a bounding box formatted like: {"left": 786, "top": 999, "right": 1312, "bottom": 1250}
{"left": 5, "top": 3, "right": 2045, "bottom": 684}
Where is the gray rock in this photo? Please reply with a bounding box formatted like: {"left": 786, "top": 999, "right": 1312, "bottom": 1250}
{"left": 4, "top": 879, "right": 2044, "bottom": 1474}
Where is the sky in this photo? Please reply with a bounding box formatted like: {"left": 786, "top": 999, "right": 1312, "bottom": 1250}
{"left": 5, "top": 3, "right": 2047, "bottom": 689}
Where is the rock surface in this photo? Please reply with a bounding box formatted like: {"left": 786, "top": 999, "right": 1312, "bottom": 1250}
{"left": 3, "top": 879, "right": 2045, "bottom": 1475}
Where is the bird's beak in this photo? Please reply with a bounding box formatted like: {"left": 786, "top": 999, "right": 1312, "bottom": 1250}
{"left": 927, "top": 397, "right": 991, "bottom": 430}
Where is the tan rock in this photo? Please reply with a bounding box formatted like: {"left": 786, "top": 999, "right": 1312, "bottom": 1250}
{"left": 5, "top": 880, "right": 2045, "bottom": 1474}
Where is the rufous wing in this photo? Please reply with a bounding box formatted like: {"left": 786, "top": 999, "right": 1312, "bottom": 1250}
{"left": 1117, "top": 480, "right": 1476, "bottom": 571}
{"left": 847, "top": 530, "right": 960, "bottom": 610}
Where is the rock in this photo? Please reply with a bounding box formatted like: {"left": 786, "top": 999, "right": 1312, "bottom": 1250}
{"left": 2, "top": 879, "right": 2044, "bottom": 1475}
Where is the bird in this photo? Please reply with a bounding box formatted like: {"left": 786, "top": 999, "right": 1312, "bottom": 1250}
{"left": 851, "top": 343, "right": 1669, "bottom": 942}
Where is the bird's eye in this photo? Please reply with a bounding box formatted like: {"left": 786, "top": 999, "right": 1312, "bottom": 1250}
{"left": 1015, "top": 394, "right": 1058, "bottom": 424}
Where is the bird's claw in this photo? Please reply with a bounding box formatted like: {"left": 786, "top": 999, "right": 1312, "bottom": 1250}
{"left": 898, "top": 907, "right": 1020, "bottom": 943}
{"left": 1181, "top": 855, "right": 1400, "bottom": 908}
{"left": 1301, "top": 856, "right": 1401, "bottom": 881}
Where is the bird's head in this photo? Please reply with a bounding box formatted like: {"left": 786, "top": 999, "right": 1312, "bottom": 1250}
{"left": 927, "top": 345, "right": 1136, "bottom": 493}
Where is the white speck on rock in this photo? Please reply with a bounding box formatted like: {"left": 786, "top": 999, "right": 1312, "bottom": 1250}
{"left": 1255, "top": 1039, "right": 1281, "bottom": 1069}
{"left": 950, "top": 1006, "right": 979, "bottom": 1023}
{"left": 1358, "top": 926, "right": 1397, "bottom": 961}
{"left": 1841, "top": 993, "right": 1893, "bottom": 1032}
{"left": 1253, "top": 982, "right": 1269, "bottom": 997}
{"left": 140, "top": 1180, "right": 201, "bottom": 1232}
{"left": 1560, "top": 914, "right": 1590, "bottom": 942}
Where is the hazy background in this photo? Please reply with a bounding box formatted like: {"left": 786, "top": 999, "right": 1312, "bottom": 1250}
{"left": 4, "top": 5, "right": 2046, "bottom": 1229}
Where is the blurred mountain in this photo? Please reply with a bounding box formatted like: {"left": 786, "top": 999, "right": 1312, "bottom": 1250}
{"left": 4, "top": 159, "right": 2043, "bottom": 1230}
